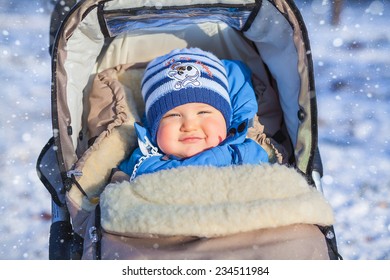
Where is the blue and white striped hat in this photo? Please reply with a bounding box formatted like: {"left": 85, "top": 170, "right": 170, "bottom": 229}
{"left": 141, "top": 48, "right": 231, "bottom": 141}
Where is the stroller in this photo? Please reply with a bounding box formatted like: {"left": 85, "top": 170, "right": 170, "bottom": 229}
{"left": 37, "top": 0, "right": 342, "bottom": 260}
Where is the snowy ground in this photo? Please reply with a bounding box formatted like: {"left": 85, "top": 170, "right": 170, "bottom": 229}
{"left": 302, "top": 0, "right": 390, "bottom": 260}
{"left": 0, "top": 0, "right": 389, "bottom": 260}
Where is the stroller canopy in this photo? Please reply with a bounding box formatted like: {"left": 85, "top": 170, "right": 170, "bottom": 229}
{"left": 52, "top": 0, "right": 317, "bottom": 177}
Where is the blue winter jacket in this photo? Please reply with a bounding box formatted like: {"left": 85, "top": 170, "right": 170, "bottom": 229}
{"left": 119, "top": 60, "right": 269, "bottom": 180}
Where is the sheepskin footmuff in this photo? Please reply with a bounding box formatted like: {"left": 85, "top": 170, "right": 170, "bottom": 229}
{"left": 100, "top": 164, "right": 334, "bottom": 237}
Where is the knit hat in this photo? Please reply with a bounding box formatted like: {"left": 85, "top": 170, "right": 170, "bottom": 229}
{"left": 141, "top": 48, "right": 231, "bottom": 141}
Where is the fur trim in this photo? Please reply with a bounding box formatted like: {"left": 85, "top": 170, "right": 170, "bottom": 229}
{"left": 100, "top": 164, "right": 334, "bottom": 237}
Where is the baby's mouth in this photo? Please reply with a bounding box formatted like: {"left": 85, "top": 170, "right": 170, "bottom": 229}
{"left": 179, "top": 136, "right": 203, "bottom": 143}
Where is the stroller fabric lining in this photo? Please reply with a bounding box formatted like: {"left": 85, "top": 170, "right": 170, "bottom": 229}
{"left": 66, "top": 56, "right": 333, "bottom": 245}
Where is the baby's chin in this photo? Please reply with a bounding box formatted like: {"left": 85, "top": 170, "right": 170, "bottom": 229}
{"left": 173, "top": 146, "right": 216, "bottom": 159}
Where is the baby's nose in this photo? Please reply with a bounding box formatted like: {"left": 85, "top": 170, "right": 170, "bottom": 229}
{"left": 181, "top": 117, "right": 198, "bottom": 131}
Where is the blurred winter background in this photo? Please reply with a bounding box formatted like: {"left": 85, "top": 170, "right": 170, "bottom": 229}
{"left": 0, "top": 0, "right": 389, "bottom": 260}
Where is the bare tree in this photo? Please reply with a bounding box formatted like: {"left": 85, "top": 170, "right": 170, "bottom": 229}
{"left": 331, "top": 0, "right": 344, "bottom": 26}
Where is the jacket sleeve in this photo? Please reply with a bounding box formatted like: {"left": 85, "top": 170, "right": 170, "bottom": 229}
{"left": 118, "top": 148, "right": 142, "bottom": 176}
{"left": 222, "top": 60, "right": 258, "bottom": 129}
{"left": 232, "top": 139, "right": 269, "bottom": 165}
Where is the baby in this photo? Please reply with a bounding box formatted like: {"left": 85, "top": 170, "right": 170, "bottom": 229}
{"left": 118, "top": 48, "right": 269, "bottom": 181}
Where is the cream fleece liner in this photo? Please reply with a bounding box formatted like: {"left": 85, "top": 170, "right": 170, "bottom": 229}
{"left": 100, "top": 164, "right": 334, "bottom": 238}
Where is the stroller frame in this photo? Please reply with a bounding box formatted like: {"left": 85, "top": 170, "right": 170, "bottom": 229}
{"left": 37, "top": 0, "right": 341, "bottom": 260}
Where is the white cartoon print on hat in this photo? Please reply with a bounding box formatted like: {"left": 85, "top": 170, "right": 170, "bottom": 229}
{"left": 167, "top": 62, "right": 201, "bottom": 90}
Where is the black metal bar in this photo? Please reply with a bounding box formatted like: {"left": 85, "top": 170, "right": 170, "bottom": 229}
{"left": 49, "top": 201, "right": 72, "bottom": 260}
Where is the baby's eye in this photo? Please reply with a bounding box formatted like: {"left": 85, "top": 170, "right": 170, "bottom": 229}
{"left": 198, "top": 111, "right": 212, "bottom": 115}
{"left": 163, "top": 113, "right": 181, "bottom": 118}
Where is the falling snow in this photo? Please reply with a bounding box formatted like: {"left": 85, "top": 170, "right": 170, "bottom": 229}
{"left": 0, "top": 0, "right": 389, "bottom": 260}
